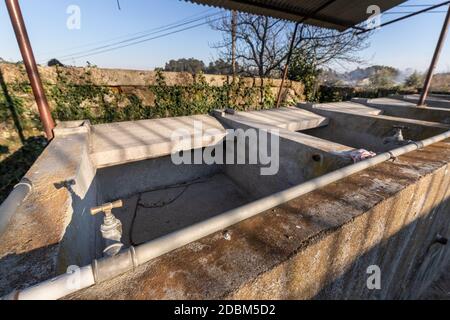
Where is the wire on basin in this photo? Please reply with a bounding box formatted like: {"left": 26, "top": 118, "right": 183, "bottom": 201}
{"left": 128, "top": 177, "right": 210, "bottom": 246}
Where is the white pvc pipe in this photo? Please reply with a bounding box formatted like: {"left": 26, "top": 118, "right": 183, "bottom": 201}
{"left": 10, "top": 130, "right": 450, "bottom": 300}
{"left": 420, "top": 130, "right": 450, "bottom": 147}
{"left": 17, "top": 265, "right": 94, "bottom": 300}
{"left": 135, "top": 153, "right": 392, "bottom": 264}
{"left": 0, "top": 179, "right": 32, "bottom": 236}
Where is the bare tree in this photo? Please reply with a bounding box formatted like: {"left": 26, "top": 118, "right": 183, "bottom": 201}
{"left": 211, "top": 13, "right": 371, "bottom": 78}
{"left": 211, "top": 13, "right": 289, "bottom": 78}
{"left": 293, "top": 25, "right": 371, "bottom": 68}
{"left": 231, "top": 10, "right": 237, "bottom": 79}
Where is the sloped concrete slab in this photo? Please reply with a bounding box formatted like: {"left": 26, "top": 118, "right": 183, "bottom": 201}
{"left": 354, "top": 97, "right": 450, "bottom": 124}
{"left": 301, "top": 101, "right": 383, "bottom": 115}
{"left": 217, "top": 106, "right": 329, "bottom": 131}
{"left": 394, "top": 94, "right": 450, "bottom": 109}
{"left": 357, "top": 97, "right": 417, "bottom": 108}
{"left": 91, "top": 115, "right": 227, "bottom": 168}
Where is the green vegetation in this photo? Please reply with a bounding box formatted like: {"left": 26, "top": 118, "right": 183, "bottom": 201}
{"left": 0, "top": 66, "right": 288, "bottom": 201}
{"left": 368, "top": 66, "right": 399, "bottom": 88}
{"left": 404, "top": 71, "right": 424, "bottom": 89}
{"left": 48, "top": 67, "right": 279, "bottom": 124}
{"left": 164, "top": 58, "right": 206, "bottom": 74}
{"left": 0, "top": 62, "right": 447, "bottom": 203}
{"left": 317, "top": 86, "right": 404, "bottom": 103}
{"left": 288, "top": 51, "right": 320, "bottom": 102}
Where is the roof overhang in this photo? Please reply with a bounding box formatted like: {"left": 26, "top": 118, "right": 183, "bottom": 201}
{"left": 185, "top": 0, "right": 407, "bottom": 31}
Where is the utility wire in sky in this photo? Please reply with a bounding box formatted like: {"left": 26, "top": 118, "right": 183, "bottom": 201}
{"left": 53, "top": 13, "right": 220, "bottom": 62}
{"left": 45, "top": 2, "right": 449, "bottom": 63}
{"left": 59, "top": 17, "right": 222, "bottom": 62}
{"left": 37, "top": 8, "right": 217, "bottom": 61}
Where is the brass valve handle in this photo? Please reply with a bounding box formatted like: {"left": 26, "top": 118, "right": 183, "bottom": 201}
{"left": 90, "top": 200, "right": 123, "bottom": 216}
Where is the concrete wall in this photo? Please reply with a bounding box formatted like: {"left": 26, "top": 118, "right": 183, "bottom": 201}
{"left": 354, "top": 98, "right": 450, "bottom": 124}
{"left": 0, "top": 123, "right": 102, "bottom": 295}
{"left": 0, "top": 63, "right": 304, "bottom": 110}
{"left": 66, "top": 139, "right": 450, "bottom": 300}
{"left": 0, "top": 63, "right": 303, "bottom": 90}
{"left": 228, "top": 155, "right": 450, "bottom": 299}
{"left": 301, "top": 108, "right": 448, "bottom": 153}
{"left": 56, "top": 135, "right": 103, "bottom": 271}
{"left": 224, "top": 130, "right": 352, "bottom": 199}
{"left": 2, "top": 107, "right": 450, "bottom": 299}
{"left": 97, "top": 151, "right": 222, "bottom": 202}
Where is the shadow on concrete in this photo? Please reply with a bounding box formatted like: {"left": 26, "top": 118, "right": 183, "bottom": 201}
{"left": 0, "top": 243, "right": 60, "bottom": 297}
{"left": 286, "top": 172, "right": 450, "bottom": 300}
{"left": 63, "top": 157, "right": 450, "bottom": 300}
{"left": 309, "top": 209, "right": 450, "bottom": 300}
{"left": 0, "top": 136, "right": 46, "bottom": 203}
{"left": 54, "top": 176, "right": 103, "bottom": 271}
{"left": 0, "top": 145, "right": 9, "bottom": 155}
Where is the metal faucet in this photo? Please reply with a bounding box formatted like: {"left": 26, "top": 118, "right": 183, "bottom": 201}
{"left": 384, "top": 125, "right": 409, "bottom": 145}
{"left": 90, "top": 200, "right": 123, "bottom": 257}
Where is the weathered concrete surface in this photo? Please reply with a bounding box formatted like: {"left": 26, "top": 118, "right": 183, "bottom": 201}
{"left": 2, "top": 103, "right": 450, "bottom": 299}
{"left": 354, "top": 97, "right": 450, "bottom": 124}
{"left": 393, "top": 94, "right": 450, "bottom": 109}
{"left": 421, "top": 263, "right": 450, "bottom": 299}
{"left": 215, "top": 109, "right": 351, "bottom": 154}
{"left": 91, "top": 115, "right": 227, "bottom": 168}
{"left": 97, "top": 153, "right": 222, "bottom": 203}
{"left": 299, "top": 103, "right": 449, "bottom": 153}
{"left": 213, "top": 111, "right": 353, "bottom": 198}
{"left": 0, "top": 63, "right": 303, "bottom": 91}
{"left": 66, "top": 140, "right": 450, "bottom": 300}
{"left": 215, "top": 106, "right": 329, "bottom": 131}
{"left": 304, "top": 101, "right": 382, "bottom": 116}
{"left": 117, "top": 173, "right": 253, "bottom": 246}
{"left": 0, "top": 122, "right": 101, "bottom": 295}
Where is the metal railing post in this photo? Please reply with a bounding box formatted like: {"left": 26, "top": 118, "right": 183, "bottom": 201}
{"left": 5, "top": 0, "right": 55, "bottom": 140}
{"left": 418, "top": 5, "right": 450, "bottom": 106}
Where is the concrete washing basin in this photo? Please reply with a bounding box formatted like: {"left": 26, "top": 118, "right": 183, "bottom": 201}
{"left": 1, "top": 97, "right": 450, "bottom": 299}
{"left": 299, "top": 101, "right": 449, "bottom": 153}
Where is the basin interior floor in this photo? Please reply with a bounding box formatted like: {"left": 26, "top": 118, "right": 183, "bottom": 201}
{"left": 113, "top": 173, "right": 254, "bottom": 246}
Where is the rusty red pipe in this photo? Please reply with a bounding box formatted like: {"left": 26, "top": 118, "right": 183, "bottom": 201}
{"left": 5, "top": 0, "right": 55, "bottom": 140}
{"left": 418, "top": 4, "right": 450, "bottom": 106}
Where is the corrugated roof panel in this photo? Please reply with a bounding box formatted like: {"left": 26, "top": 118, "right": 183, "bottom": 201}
{"left": 185, "top": 0, "right": 407, "bottom": 31}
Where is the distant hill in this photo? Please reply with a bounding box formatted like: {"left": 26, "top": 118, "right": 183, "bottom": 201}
{"left": 320, "top": 65, "right": 401, "bottom": 87}
{"left": 320, "top": 66, "right": 449, "bottom": 92}
{"left": 321, "top": 65, "right": 400, "bottom": 87}
{"left": 432, "top": 73, "right": 450, "bottom": 92}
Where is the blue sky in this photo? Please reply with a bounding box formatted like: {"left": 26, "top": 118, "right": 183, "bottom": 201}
{"left": 0, "top": 0, "right": 449, "bottom": 73}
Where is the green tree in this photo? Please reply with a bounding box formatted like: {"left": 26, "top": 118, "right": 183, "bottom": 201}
{"left": 288, "top": 50, "right": 320, "bottom": 101}
{"left": 205, "top": 59, "right": 242, "bottom": 75}
{"left": 47, "top": 58, "right": 65, "bottom": 67}
{"left": 368, "top": 66, "right": 399, "bottom": 88}
{"left": 164, "top": 58, "right": 205, "bottom": 74}
{"left": 404, "top": 71, "right": 424, "bottom": 88}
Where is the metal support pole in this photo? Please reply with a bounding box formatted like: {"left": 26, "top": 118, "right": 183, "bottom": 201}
{"left": 5, "top": 0, "right": 55, "bottom": 140}
{"left": 418, "top": 4, "right": 450, "bottom": 106}
{"left": 276, "top": 23, "right": 299, "bottom": 108}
